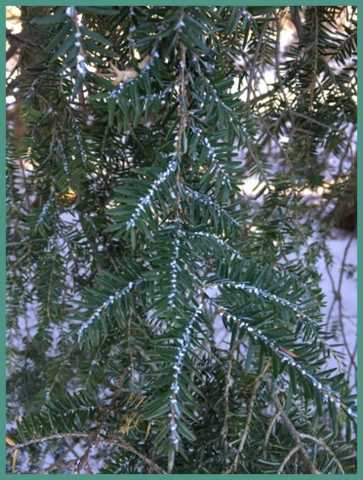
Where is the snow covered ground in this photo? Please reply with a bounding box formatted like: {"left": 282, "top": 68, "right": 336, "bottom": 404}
{"left": 317, "top": 229, "right": 357, "bottom": 390}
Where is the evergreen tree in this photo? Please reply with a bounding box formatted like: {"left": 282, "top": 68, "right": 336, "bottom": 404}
{"left": 6, "top": 6, "right": 357, "bottom": 474}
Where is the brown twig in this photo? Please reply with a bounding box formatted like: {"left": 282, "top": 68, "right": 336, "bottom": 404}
{"left": 221, "top": 357, "right": 233, "bottom": 447}
{"left": 225, "top": 360, "right": 271, "bottom": 473}
{"left": 6, "top": 432, "right": 90, "bottom": 455}
{"left": 277, "top": 445, "right": 301, "bottom": 473}
{"left": 224, "top": 376, "right": 262, "bottom": 473}
{"left": 246, "top": 22, "right": 268, "bottom": 107}
{"left": 299, "top": 433, "right": 345, "bottom": 474}
{"left": 262, "top": 409, "right": 281, "bottom": 459}
{"left": 112, "top": 436, "right": 167, "bottom": 474}
{"left": 272, "top": 393, "right": 320, "bottom": 474}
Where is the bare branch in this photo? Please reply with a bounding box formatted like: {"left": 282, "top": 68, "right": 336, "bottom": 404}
{"left": 272, "top": 393, "right": 320, "bottom": 474}
{"left": 277, "top": 445, "right": 300, "bottom": 473}
{"left": 299, "top": 433, "right": 345, "bottom": 474}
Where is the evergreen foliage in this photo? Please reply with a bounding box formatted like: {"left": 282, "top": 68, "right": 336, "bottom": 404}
{"left": 6, "top": 6, "right": 357, "bottom": 474}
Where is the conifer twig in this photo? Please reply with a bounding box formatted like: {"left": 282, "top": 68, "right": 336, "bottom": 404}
{"left": 272, "top": 393, "right": 319, "bottom": 474}
{"left": 299, "top": 433, "right": 345, "bottom": 474}
{"left": 277, "top": 445, "right": 300, "bottom": 473}
{"left": 6, "top": 432, "right": 90, "bottom": 455}
{"left": 224, "top": 376, "right": 261, "bottom": 473}
{"left": 262, "top": 408, "right": 281, "bottom": 459}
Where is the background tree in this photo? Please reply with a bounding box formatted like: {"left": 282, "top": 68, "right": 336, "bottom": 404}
{"left": 6, "top": 5, "right": 357, "bottom": 474}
